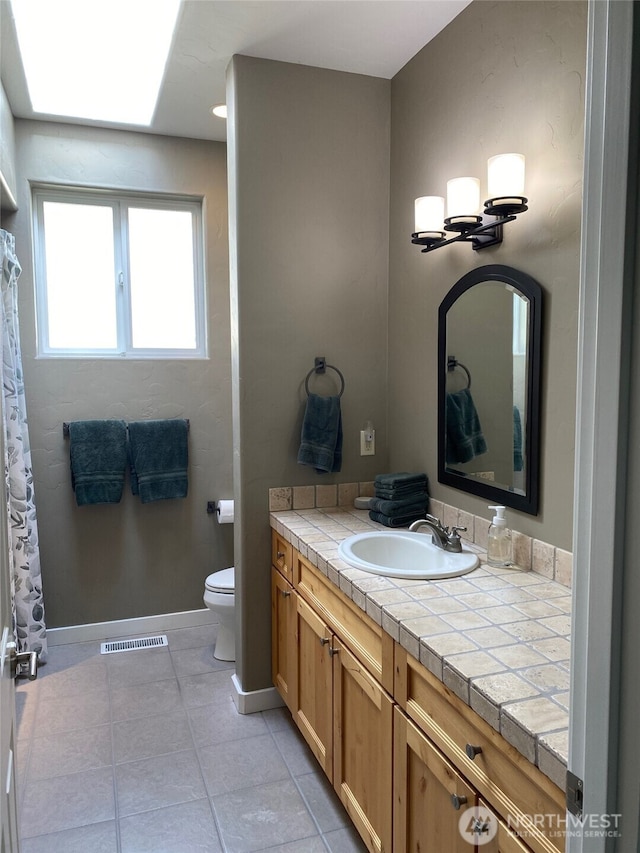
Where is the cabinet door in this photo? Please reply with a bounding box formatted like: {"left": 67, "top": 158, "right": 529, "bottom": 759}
{"left": 271, "top": 567, "right": 296, "bottom": 711}
{"left": 333, "top": 638, "right": 393, "bottom": 853}
{"left": 394, "top": 707, "right": 476, "bottom": 853}
{"left": 475, "top": 798, "right": 534, "bottom": 853}
{"left": 295, "top": 594, "right": 334, "bottom": 778}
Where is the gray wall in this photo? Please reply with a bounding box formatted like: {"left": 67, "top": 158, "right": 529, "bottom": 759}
{"left": 0, "top": 81, "right": 16, "bottom": 209}
{"left": 227, "top": 55, "right": 390, "bottom": 692}
{"left": 3, "top": 120, "right": 233, "bottom": 628}
{"left": 388, "top": 0, "right": 587, "bottom": 550}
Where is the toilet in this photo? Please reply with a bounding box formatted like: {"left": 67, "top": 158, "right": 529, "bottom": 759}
{"left": 203, "top": 567, "right": 235, "bottom": 661}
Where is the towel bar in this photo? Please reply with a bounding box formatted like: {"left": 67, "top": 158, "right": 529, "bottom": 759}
{"left": 447, "top": 356, "right": 471, "bottom": 389}
{"left": 304, "top": 357, "right": 345, "bottom": 398}
{"left": 63, "top": 419, "right": 190, "bottom": 437}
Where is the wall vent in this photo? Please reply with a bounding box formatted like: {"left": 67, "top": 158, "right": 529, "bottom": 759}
{"left": 100, "top": 635, "right": 168, "bottom": 654}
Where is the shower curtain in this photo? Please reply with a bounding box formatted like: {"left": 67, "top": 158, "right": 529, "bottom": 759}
{"left": 0, "top": 230, "right": 46, "bottom": 660}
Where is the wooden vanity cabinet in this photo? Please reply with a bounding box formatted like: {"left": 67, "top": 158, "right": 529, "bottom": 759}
{"left": 271, "top": 533, "right": 565, "bottom": 853}
{"left": 394, "top": 645, "right": 565, "bottom": 853}
{"left": 394, "top": 706, "right": 476, "bottom": 852}
{"left": 271, "top": 538, "right": 393, "bottom": 853}
{"left": 333, "top": 636, "right": 393, "bottom": 853}
{"left": 479, "top": 799, "right": 535, "bottom": 853}
{"left": 271, "top": 567, "right": 296, "bottom": 712}
{"left": 294, "top": 593, "right": 334, "bottom": 775}
{"left": 271, "top": 531, "right": 293, "bottom": 583}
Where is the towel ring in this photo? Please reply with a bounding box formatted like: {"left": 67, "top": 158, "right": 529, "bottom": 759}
{"left": 447, "top": 356, "right": 471, "bottom": 389}
{"left": 304, "top": 358, "right": 345, "bottom": 398}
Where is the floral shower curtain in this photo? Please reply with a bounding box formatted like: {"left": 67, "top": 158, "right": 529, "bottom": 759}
{"left": 0, "top": 230, "right": 46, "bottom": 661}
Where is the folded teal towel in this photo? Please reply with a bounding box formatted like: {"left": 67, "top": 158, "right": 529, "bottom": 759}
{"left": 128, "top": 419, "right": 189, "bottom": 503}
{"left": 374, "top": 472, "right": 428, "bottom": 490}
{"left": 369, "top": 510, "right": 425, "bottom": 528}
{"left": 69, "top": 419, "right": 127, "bottom": 506}
{"left": 369, "top": 495, "right": 429, "bottom": 517}
{"left": 374, "top": 484, "right": 430, "bottom": 500}
{"left": 297, "top": 393, "right": 342, "bottom": 474}
{"left": 446, "top": 390, "right": 487, "bottom": 465}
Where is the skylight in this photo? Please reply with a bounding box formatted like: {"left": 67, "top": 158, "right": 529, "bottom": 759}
{"left": 11, "top": 0, "right": 181, "bottom": 126}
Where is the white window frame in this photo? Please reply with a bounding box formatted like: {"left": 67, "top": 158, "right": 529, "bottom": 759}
{"left": 32, "top": 184, "right": 207, "bottom": 359}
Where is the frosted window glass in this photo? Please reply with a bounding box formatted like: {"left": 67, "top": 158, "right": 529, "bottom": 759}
{"left": 128, "top": 208, "right": 196, "bottom": 349}
{"left": 42, "top": 201, "right": 117, "bottom": 348}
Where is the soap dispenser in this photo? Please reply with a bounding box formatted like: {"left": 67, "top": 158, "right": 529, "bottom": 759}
{"left": 487, "top": 505, "right": 512, "bottom": 567}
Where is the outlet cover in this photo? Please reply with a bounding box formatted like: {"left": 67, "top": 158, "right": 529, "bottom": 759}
{"left": 360, "top": 429, "right": 375, "bottom": 456}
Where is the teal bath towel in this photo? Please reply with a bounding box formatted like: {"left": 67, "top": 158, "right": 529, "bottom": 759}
{"left": 68, "top": 419, "right": 127, "bottom": 506}
{"left": 513, "top": 406, "right": 523, "bottom": 472}
{"left": 128, "top": 419, "right": 189, "bottom": 503}
{"left": 297, "top": 393, "right": 343, "bottom": 474}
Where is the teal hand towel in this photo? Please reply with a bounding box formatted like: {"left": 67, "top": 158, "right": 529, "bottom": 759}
{"left": 69, "top": 419, "right": 127, "bottom": 506}
{"left": 297, "top": 393, "right": 343, "bottom": 474}
{"left": 445, "top": 390, "right": 487, "bottom": 465}
{"left": 128, "top": 419, "right": 189, "bottom": 503}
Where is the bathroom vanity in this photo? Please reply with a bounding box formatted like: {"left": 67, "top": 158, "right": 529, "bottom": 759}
{"left": 271, "top": 512, "right": 567, "bottom": 853}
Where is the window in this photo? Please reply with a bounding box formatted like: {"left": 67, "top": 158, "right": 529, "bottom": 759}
{"left": 32, "top": 186, "right": 207, "bottom": 358}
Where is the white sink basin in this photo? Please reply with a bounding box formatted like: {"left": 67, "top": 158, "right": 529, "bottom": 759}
{"left": 338, "top": 530, "right": 479, "bottom": 580}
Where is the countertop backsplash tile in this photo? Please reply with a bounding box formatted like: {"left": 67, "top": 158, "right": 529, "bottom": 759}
{"left": 269, "top": 484, "right": 572, "bottom": 589}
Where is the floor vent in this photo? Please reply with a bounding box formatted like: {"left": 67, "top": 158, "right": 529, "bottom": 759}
{"left": 100, "top": 635, "right": 168, "bottom": 655}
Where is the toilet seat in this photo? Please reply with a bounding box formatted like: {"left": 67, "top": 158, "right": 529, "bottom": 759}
{"left": 205, "top": 566, "right": 234, "bottom": 593}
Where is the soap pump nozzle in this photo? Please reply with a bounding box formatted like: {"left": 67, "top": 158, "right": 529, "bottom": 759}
{"left": 488, "top": 505, "right": 507, "bottom": 527}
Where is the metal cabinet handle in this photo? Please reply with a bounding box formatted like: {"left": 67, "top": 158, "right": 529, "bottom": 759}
{"left": 277, "top": 551, "right": 285, "bottom": 559}
{"left": 465, "top": 743, "right": 483, "bottom": 760}
{"left": 320, "top": 637, "right": 330, "bottom": 646}
{"left": 7, "top": 641, "right": 38, "bottom": 681}
{"left": 329, "top": 647, "right": 340, "bottom": 657}
{"left": 280, "top": 589, "right": 291, "bottom": 598}
{"left": 451, "top": 794, "right": 468, "bottom": 810}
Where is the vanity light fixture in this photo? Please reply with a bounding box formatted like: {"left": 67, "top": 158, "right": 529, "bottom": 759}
{"left": 412, "top": 154, "right": 528, "bottom": 253}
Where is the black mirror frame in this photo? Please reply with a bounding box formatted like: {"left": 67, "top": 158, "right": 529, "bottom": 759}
{"left": 437, "top": 264, "right": 543, "bottom": 515}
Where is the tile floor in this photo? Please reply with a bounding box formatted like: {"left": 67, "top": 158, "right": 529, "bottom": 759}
{"left": 14, "top": 624, "right": 367, "bottom": 853}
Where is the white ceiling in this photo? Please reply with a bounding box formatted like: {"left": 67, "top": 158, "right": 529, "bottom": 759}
{"left": 0, "top": 0, "right": 470, "bottom": 142}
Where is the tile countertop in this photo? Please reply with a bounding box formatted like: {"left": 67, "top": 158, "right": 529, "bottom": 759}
{"left": 270, "top": 506, "right": 571, "bottom": 791}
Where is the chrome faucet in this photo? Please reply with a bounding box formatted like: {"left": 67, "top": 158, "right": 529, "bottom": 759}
{"left": 409, "top": 515, "right": 466, "bottom": 553}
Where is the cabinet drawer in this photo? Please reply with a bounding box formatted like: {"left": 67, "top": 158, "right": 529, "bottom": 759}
{"left": 395, "top": 645, "right": 564, "bottom": 853}
{"left": 296, "top": 551, "right": 394, "bottom": 695}
{"left": 271, "top": 530, "right": 293, "bottom": 582}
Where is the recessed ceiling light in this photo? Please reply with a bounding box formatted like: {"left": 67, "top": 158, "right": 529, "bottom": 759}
{"left": 211, "top": 104, "right": 227, "bottom": 119}
{"left": 11, "top": 0, "right": 182, "bottom": 126}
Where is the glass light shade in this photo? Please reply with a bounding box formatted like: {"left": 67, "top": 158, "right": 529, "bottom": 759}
{"left": 487, "top": 153, "right": 525, "bottom": 198}
{"left": 447, "top": 177, "right": 480, "bottom": 218}
{"left": 414, "top": 196, "right": 445, "bottom": 233}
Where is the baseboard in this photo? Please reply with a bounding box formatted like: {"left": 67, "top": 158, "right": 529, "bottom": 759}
{"left": 47, "top": 608, "right": 218, "bottom": 646}
{"left": 231, "top": 672, "right": 285, "bottom": 715}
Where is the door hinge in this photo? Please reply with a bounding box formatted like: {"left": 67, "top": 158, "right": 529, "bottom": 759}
{"left": 566, "top": 770, "right": 583, "bottom": 818}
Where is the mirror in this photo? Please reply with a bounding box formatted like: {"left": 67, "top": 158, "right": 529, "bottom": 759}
{"left": 438, "top": 265, "right": 542, "bottom": 515}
